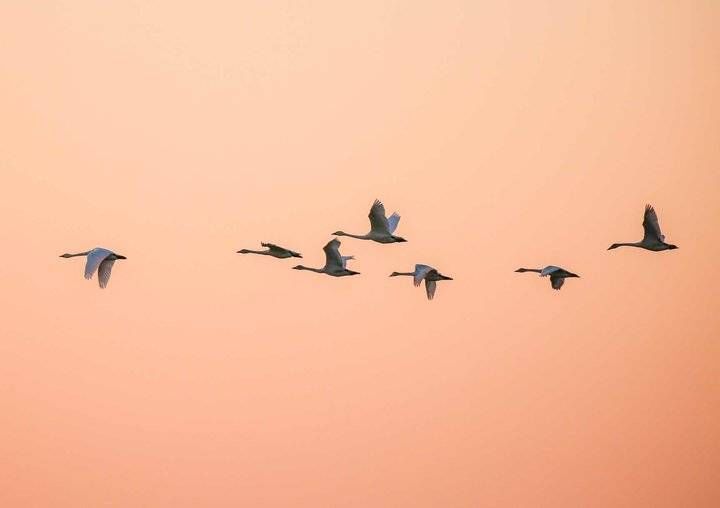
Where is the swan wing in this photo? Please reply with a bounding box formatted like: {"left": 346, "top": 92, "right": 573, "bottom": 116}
{"left": 413, "top": 264, "right": 434, "bottom": 287}
{"left": 425, "top": 279, "right": 437, "bottom": 300}
{"left": 97, "top": 258, "right": 116, "bottom": 288}
{"left": 368, "top": 199, "right": 391, "bottom": 234}
{"left": 386, "top": 212, "right": 401, "bottom": 234}
{"left": 84, "top": 248, "right": 112, "bottom": 280}
{"left": 540, "top": 265, "right": 561, "bottom": 277}
{"left": 341, "top": 255, "right": 354, "bottom": 269}
{"left": 262, "top": 242, "right": 295, "bottom": 256}
{"left": 642, "top": 204, "right": 664, "bottom": 242}
{"left": 550, "top": 276, "right": 565, "bottom": 290}
{"left": 323, "top": 239, "right": 344, "bottom": 271}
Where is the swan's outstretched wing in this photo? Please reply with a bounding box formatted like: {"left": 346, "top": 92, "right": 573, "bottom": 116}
{"left": 386, "top": 212, "right": 401, "bottom": 234}
{"left": 84, "top": 248, "right": 112, "bottom": 280}
{"left": 262, "top": 242, "right": 299, "bottom": 256}
{"left": 413, "top": 264, "right": 434, "bottom": 287}
{"left": 341, "top": 255, "right": 354, "bottom": 269}
{"left": 323, "top": 239, "right": 344, "bottom": 271}
{"left": 540, "top": 265, "right": 561, "bottom": 277}
{"left": 550, "top": 276, "right": 565, "bottom": 290}
{"left": 262, "top": 242, "right": 285, "bottom": 252}
{"left": 642, "top": 204, "right": 664, "bottom": 242}
{"left": 425, "top": 279, "right": 437, "bottom": 300}
{"left": 97, "top": 258, "right": 116, "bottom": 288}
{"left": 368, "top": 199, "right": 390, "bottom": 234}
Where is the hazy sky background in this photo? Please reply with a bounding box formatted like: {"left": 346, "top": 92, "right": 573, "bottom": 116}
{"left": 1, "top": 1, "right": 719, "bottom": 506}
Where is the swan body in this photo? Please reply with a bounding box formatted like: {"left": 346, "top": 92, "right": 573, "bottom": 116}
{"left": 60, "top": 247, "right": 127, "bottom": 288}
{"left": 515, "top": 265, "right": 579, "bottom": 290}
{"left": 292, "top": 238, "right": 359, "bottom": 277}
{"left": 333, "top": 199, "right": 406, "bottom": 243}
{"left": 390, "top": 264, "right": 453, "bottom": 300}
{"left": 238, "top": 242, "right": 301, "bottom": 259}
{"left": 608, "top": 204, "right": 678, "bottom": 251}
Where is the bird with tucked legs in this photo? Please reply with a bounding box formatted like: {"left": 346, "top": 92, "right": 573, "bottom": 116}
{"left": 333, "top": 199, "right": 407, "bottom": 244}
{"left": 60, "top": 247, "right": 127, "bottom": 289}
{"left": 237, "top": 242, "right": 302, "bottom": 259}
{"left": 292, "top": 238, "right": 359, "bottom": 277}
{"left": 515, "top": 266, "right": 579, "bottom": 290}
{"left": 390, "top": 264, "right": 453, "bottom": 300}
{"left": 608, "top": 204, "right": 678, "bottom": 251}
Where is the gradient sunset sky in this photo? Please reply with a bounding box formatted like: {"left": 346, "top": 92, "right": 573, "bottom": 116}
{"left": 2, "top": 1, "right": 719, "bottom": 506}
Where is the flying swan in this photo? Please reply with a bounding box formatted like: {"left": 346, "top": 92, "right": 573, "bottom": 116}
{"left": 292, "top": 238, "right": 359, "bottom": 277}
{"left": 60, "top": 247, "right": 127, "bottom": 288}
{"left": 333, "top": 199, "right": 407, "bottom": 243}
{"left": 390, "top": 264, "right": 453, "bottom": 300}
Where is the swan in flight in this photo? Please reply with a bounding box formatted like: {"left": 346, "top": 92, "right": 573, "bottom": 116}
{"left": 237, "top": 242, "right": 302, "bottom": 259}
{"left": 390, "top": 264, "right": 453, "bottom": 300}
{"left": 60, "top": 247, "right": 127, "bottom": 288}
{"left": 333, "top": 199, "right": 407, "bottom": 243}
{"left": 515, "top": 265, "right": 579, "bottom": 290}
{"left": 608, "top": 204, "right": 678, "bottom": 251}
{"left": 292, "top": 238, "right": 359, "bottom": 277}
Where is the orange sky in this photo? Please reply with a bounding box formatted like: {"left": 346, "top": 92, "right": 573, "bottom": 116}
{"left": 1, "top": 1, "right": 719, "bottom": 506}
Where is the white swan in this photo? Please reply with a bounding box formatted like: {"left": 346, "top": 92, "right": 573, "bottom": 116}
{"left": 60, "top": 247, "right": 127, "bottom": 288}
{"left": 292, "top": 238, "right": 359, "bottom": 277}
{"left": 515, "top": 265, "right": 579, "bottom": 290}
{"left": 237, "top": 242, "right": 302, "bottom": 259}
{"left": 333, "top": 199, "right": 407, "bottom": 243}
{"left": 390, "top": 264, "right": 453, "bottom": 300}
{"left": 608, "top": 204, "right": 678, "bottom": 251}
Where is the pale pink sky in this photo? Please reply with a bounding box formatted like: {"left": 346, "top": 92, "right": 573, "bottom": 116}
{"left": 1, "top": 1, "right": 719, "bottom": 506}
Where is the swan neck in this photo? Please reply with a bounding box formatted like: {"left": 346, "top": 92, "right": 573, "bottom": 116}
{"left": 343, "top": 233, "right": 369, "bottom": 240}
{"left": 297, "top": 266, "right": 324, "bottom": 273}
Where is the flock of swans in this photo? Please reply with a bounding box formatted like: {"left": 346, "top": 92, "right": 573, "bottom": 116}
{"left": 60, "top": 201, "right": 677, "bottom": 299}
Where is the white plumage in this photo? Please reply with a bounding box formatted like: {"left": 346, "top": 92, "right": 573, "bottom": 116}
{"left": 60, "top": 247, "right": 127, "bottom": 289}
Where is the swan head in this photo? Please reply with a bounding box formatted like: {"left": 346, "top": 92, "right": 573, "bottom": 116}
{"left": 59, "top": 253, "right": 73, "bottom": 258}
{"left": 389, "top": 272, "right": 400, "bottom": 277}
{"left": 332, "top": 231, "right": 346, "bottom": 236}
{"left": 292, "top": 265, "right": 306, "bottom": 270}
{"left": 514, "top": 268, "right": 529, "bottom": 272}
{"left": 667, "top": 244, "right": 678, "bottom": 250}
{"left": 237, "top": 249, "right": 251, "bottom": 254}
{"left": 607, "top": 243, "right": 621, "bottom": 250}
